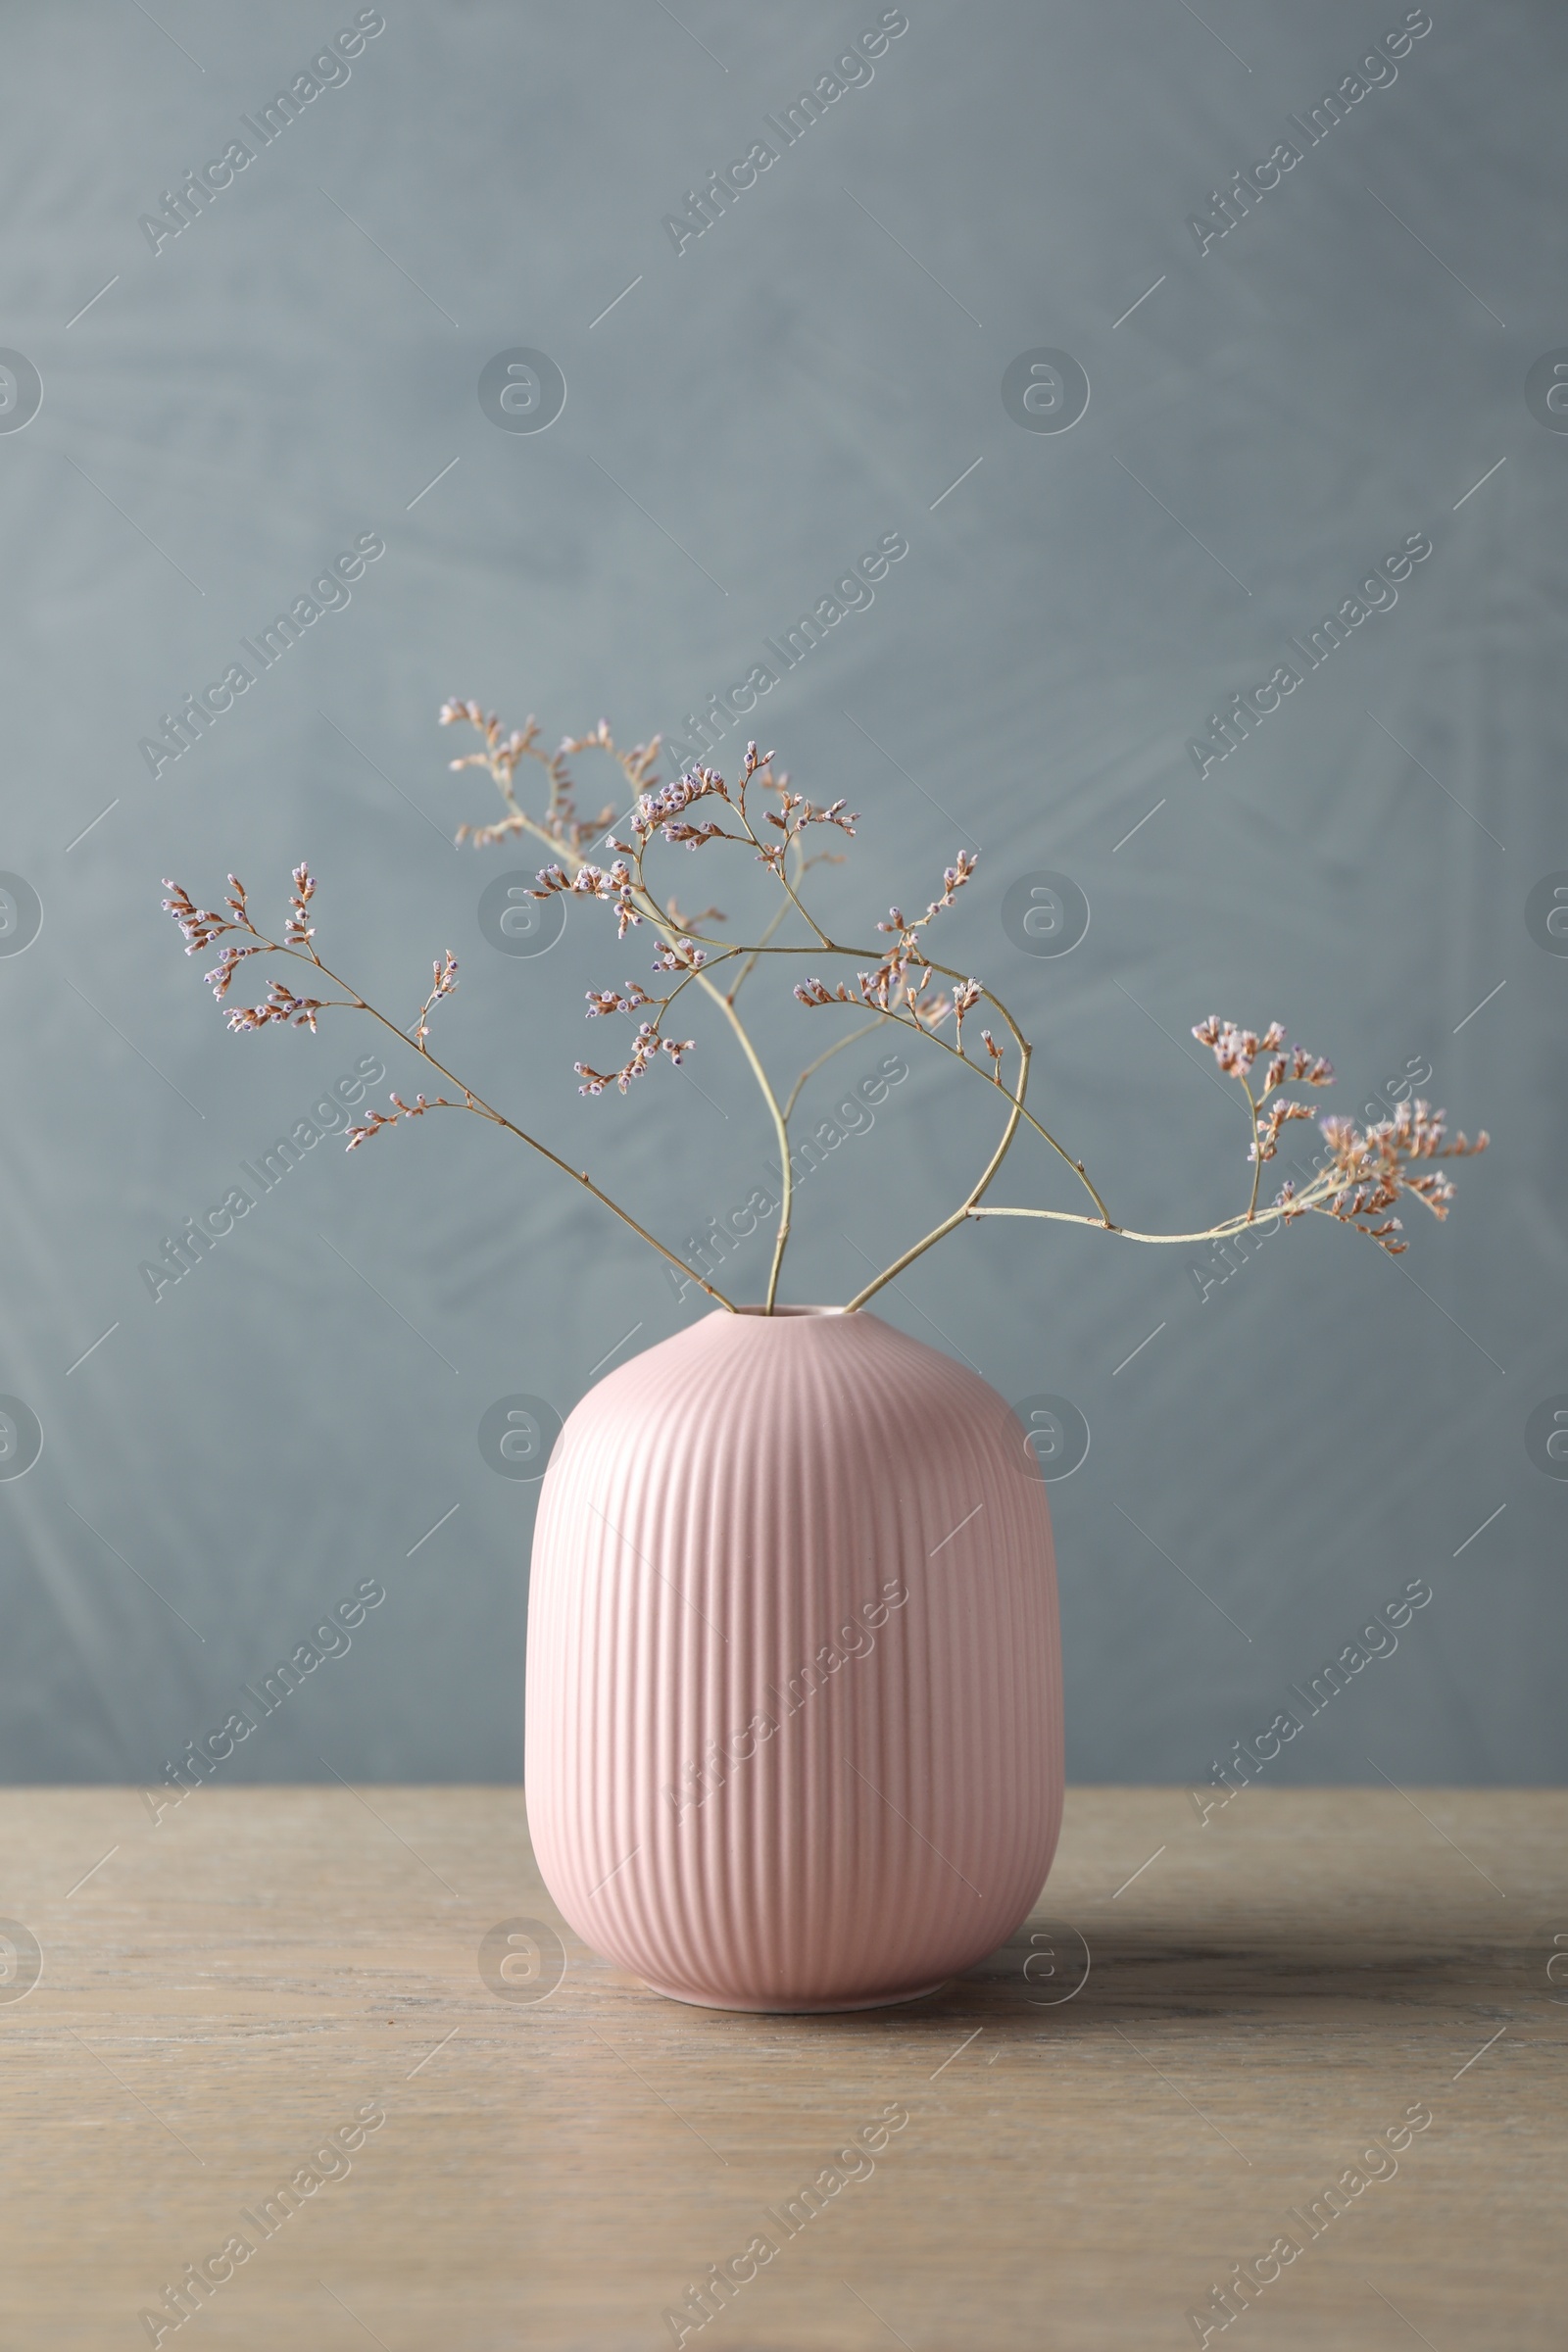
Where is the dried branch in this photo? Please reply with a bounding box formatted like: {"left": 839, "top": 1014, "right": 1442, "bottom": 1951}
{"left": 163, "top": 710, "right": 1490, "bottom": 1321}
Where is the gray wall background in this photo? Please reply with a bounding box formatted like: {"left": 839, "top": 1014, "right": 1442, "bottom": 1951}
{"left": 2, "top": 0, "right": 1562, "bottom": 1791}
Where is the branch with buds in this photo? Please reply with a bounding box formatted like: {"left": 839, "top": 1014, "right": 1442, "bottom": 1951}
{"left": 162, "top": 704, "right": 1488, "bottom": 1316}
{"left": 162, "top": 851, "right": 730, "bottom": 1305}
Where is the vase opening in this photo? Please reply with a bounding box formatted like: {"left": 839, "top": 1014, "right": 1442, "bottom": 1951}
{"left": 730, "top": 1303, "right": 855, "bottom": 1317}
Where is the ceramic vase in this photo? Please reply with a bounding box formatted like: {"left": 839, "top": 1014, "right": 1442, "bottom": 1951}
{"left": 524, "top": 1305, "right": 1062, "bottom": 2011}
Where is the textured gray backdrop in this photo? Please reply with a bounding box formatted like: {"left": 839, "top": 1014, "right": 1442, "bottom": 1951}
{"left": 2, "top": 0, "right": 1561, "bottom": 1794}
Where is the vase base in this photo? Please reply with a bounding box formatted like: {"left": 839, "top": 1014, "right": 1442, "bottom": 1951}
{"left": 639, "top": 1977, "right": 952, "bottom": 2016}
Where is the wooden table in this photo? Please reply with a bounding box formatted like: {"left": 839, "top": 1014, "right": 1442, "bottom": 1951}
{"left": 2, "top": 1788, "right": 1562, "bottom": 2348}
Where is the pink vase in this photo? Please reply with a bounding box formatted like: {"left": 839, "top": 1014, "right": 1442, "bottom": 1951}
{"left": 524, "top": 1306, "right": 1063, "bottom": 2011}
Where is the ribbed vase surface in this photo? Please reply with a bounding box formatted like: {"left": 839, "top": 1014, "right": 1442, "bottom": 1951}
{"left": 524, "top": 1306, "right": 1063, "bottom": 2011}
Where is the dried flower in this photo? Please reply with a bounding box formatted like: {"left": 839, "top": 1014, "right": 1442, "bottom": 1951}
{"left": 585, "top": 984, "right": 651, "bottom": 1018}
{"left": 441, "top": 703, "right": 633, "bottom": 856}
{"left": 1309, "top": 1099, "right": 1487, "bottom": 1250}
{"left": 574, "top": 1018, "right": 697, "bottom": 1097}
{"left": 163, "top": 880, "right": 235, "bottom": 956}
{"left": 226, "top": 977, "right": 330, "bottom": 1035}
{"left": 162, "top": 712, "right": 1490, "bottom": 1322}
{"left": 412, "top": 951, "right": 458, "bottom": 1047}
{"left": 953, "top": 976, "right": 983, "bottom": 1054}
{"left": 284, "top": 863, "right": 317, "bottom": 950}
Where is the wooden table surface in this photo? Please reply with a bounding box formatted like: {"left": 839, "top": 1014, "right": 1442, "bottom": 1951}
{"left": 2, "top": 1786, "right": 1563, "bottom": 2349}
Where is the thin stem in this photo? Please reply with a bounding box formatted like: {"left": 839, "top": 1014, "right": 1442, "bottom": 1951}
{"left": 732, "top": 791, "right": 834, "bottom": 950}
{"left": 966, "top": 1157, "right": 1367, "bottom": 1245}
{"left": 260, "top": 936, "right": 737, "bottom": 1309}
{"left": 727, "top": 892, "right": 792, "bottom": 1003}
{"left": 623, "top": 765, "right": 835, "bottom": 1307}
{"left": 703, "top": 970, "right": 793, "bottom": 1310}
{"left": 568, "top": 769, "right": 808, "bottom": 1309}
{"left": 466, "top": 795, "right": 789, "bottom": 1161}
{"left": 465, "top": 788, "right": 805, "bottom": 1304}
{"left": 878, "top": 991, "right": 1113, "bottom": 1227}
{"left": 653, "top": 926, "right": 1116, "bottom": 1232}
{"left": 782, "top": 1017, "right": 889, "bottom": 1125}
{"left": 726, "top": 837, "right": 803, "bottom": 1004}
{"left": 1241, "top": 1074, "right": 1266, "bottom": 1221}
{"left": 969, "top": 1204, "right": 1276, "bottom": 1245}
{"left": 845, "top": 1043, "right": 1031, "bottom": 1311}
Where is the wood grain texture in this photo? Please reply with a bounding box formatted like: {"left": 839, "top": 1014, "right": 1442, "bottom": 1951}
{"left": 0, "top": 1787, "right": 1563, "bottom": 2349}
